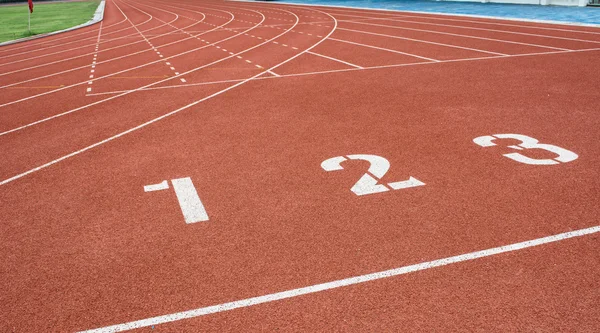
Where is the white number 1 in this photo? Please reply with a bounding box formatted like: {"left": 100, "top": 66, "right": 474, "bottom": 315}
{"left": 473, "top": 134, "right": 578, "bottom": 165}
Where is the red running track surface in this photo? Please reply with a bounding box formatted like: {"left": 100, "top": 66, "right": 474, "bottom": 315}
{"left": 0, "top": 0, "right": 599, "bottom": 331}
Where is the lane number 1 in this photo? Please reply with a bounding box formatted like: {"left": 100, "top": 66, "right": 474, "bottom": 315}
{"left": 144, "top": 177, "right": 209, "bottom": 223}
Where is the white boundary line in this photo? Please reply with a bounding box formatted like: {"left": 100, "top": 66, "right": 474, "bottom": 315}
{"left": 338, "top": 27, "right": 508, "bottom": 56}
{"left": 307, "top": 50, "right": 363, "bottom": 69}
{"left": 0, "top": 2, "right": 339, "bottom": 184}
{"left": 78, "top": 225, "right": 600, "bottom": 332}
{"left": 83, "top": 46, "right": 600, "bottom": 97}
{"left": 0, "top": 0, "right": 107, "bottom": 47}
{"left": 338, "top": 18, "right": 573, "bottom": 51}
{"left": 231, "top": 0, "right": 600, "bottom": 29}
{"left": 328, "top": 37, "right": 440, "bottom": 62}
{"left": 0, "top": 7, "right": 237, "bottom": 107}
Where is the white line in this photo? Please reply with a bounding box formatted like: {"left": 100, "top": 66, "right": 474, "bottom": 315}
{"left": 339, "top": 18, "right": 571, "bottom": 51}
{"left": 79, "top": 225, "right": 600, "bottom": 332}
{"left": 254, "top": 0, "right": 600, "bottom": 29}
{"left": 307, "top": 50, "right": 364, "bottom": 69}
{"left": 143, "top": 180, "right": 169, "bottom": 192}
{"left": 0, "top": 4, "right": 317, "bottom": 183}
{"left": 329, "top": 37, "right": 439, "bottom": 62}
{"left": 339, "top": 27, "right": 508, "bottom": 56}
{"left": 171, "top": 177, "right": 209, "bottom": 223}
{"left": 0, "top": 6, "right": 208, "bottom": 85}
{"left": 83, "top": 46, "right": 600, "bottom": 97}
{"left": 266, "top": 69, "right": 280, "bottom": 77}
{"left": 0, "top": 7, "right": 236, "bottom": 109}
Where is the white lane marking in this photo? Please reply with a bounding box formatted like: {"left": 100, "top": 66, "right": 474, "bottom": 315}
{"left": 327, "top": 8, "right": 600, "bottom": 40}
{"left": 304, "top": 3, "right": 600, "bottom": 33}
{"left": 143, "top": 180, "right": 169, "bottom": 192}
{"left": 0, "top": 7, "right": 213, "bottom": 94}
{"left": 341, "top": 19, "right": 571, "bottom": 51}
{"left": 0, "top": 10, "right": 256, "bottom": 134}
{"left": 329, "top": 36, "right": 439, "bottom": 62}
{"left": 113, "top": 1, "right": 187, "bottom": 83}
{"left": 171, "top": 177, "right": 209, "bottom": 223}
{"left": 388, "top": 176, "right": 426, "bottom": 190}
{"left": 0, "top": 5, "right": 307, "bottom": 183}
{"left": 85, "top": 21, "right": 104, "bottom": 94}
{"left": 339, "top": 27, "right": 508, "bottom": 56}
{"left": 255, "top": 64, "right": 263, "bottom": 68}
{"left": 83, "top": 46, "right": 600, "bottom": 97}
{"left": 267, "top": 69, "right": 280, "bottom": 77}
{"left": 78, "top": 225, "right": 600, "bottom": 332}
{"left": 180, "top": 78, "right": 186, "bottom": 83}
{"left": 0, "top": 6, "right": 163, "bottom": 67}
{"left": 307, "top": 50, "right": 364, "bottom": 69}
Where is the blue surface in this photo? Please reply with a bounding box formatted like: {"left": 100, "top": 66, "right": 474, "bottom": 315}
{"left": 276, "top": 0, "right": 600, "bottom": 25}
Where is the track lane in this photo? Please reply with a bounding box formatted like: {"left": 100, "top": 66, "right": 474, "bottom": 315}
{"left": 1, "top": 2, "right": 599, "bottom": 332}
{"left": 1, "top": 41, "right": 598, "bottom": 332}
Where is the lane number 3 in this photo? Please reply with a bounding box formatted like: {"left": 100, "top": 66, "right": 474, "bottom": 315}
{"left": 473, "top": 133, "right": 578, "bottom": 165}
{"left": 321, "top": 154, "right": 425, "bottom": 196}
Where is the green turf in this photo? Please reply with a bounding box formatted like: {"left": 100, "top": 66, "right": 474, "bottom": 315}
{"left": 0, "top": 1, "right": 100, "bottom": 43}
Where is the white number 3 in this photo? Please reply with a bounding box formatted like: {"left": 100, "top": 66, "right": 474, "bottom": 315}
{"left": 473, "top": 134, "right": 578, "bottom": 165}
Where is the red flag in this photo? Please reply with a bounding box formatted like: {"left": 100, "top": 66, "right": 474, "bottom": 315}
{"left": 28, "top": 0, "right": 33, "bottom": 13}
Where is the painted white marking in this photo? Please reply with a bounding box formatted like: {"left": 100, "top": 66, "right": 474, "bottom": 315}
{"left": 144, "top": 180, "right": 169, "bottom": 192}
{"left": 89, "top": 75, "right": 94, "bottom": 79}
{"left": 307, "top": 51, "right": 364, "bottom": 69}
{"left": 255, "top": 64, "right": 262, "bottom": 68}
{"left": 86, "top": 87, "right": 92, "bottom": 93}
{"left": 78, "top": 225, "right": 600, "bottom": 333}
{"left": 339, "top": 27, "right": 508, "bottom": 56}
{"left": 171, "top": 177, "right": 209, "bottom": 223}
{"left": 175, "top": 72, "right": 179, "bottom": 75}
{"left": 91, "top": 70, "right": 95, "bottom": 73}
{"left": 473, "top": 134, "right": 578, "bottom": 165}
{"left": 159, "top": 55, "right": 164, "bottom": 58}
{"left": 329, "top": 37, "right": 439, "bottom": 62}
{"left": 338, "top": 16, "right": 572, "bottom": 51}
{"left": 236, "top": 56, "right": 242, "bottom": 59}
{"left": 180, "top": 78, "right": 186, "bottom": 83}
{"left": 0, "top": 4, "right": 335, "bottom": 184}
{"left": 388, "top": 177, "right": 426, "bottom": 190}
{"left": 267, "top": 70, "right": 280, "bottom": 77}
{"left": 322, "top": 154, "right": 424, "bottom": 196}
{"left": 166, "top": 62, "right": 171, "bottom": 65}
{"left": 170, "top": 67, "right": 175, "bottom": 70}
{"left": 245, "top": 59, "right": 252, "bottom": 63}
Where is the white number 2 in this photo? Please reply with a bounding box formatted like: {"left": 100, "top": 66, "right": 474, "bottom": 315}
{"left": 473, "top": 134, "right": 578, "bottom": 165}
{"left": 321, "top": 154, "right": 425, "bottom": 196}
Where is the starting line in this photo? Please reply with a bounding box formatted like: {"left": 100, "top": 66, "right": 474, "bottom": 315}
{"left": 79, "top": 225, "right": 600, "bottom": 333}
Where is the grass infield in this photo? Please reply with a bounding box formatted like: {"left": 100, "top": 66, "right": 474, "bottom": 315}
{"left": 0, "top": 1, "right": 100, "bottom": 43}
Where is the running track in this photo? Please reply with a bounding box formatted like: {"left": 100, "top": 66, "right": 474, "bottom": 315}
{"left": 1, "top": 0, "right": 599, "bottom": 331}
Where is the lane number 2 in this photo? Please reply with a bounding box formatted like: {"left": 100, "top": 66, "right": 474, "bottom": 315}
{"left": 321, "top": 154, "right": 425, "bottom": 196}
{"left": 473, "top": 134, "right": 578, "bottom": 165}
